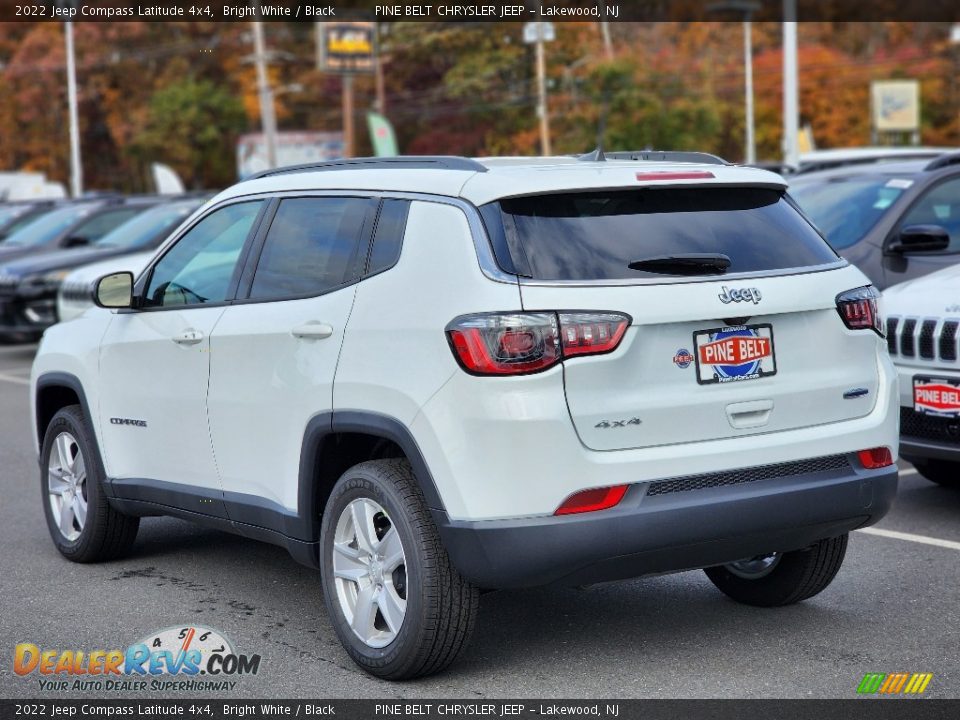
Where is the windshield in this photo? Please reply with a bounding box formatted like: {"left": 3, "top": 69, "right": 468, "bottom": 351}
{"left": 484, "top": 187, "right": 838, "bottom": 281}
{"left": 790, "top": 176, "right": 912, "bottom": 250}
{"left": 3, "top": 204, "right": 96, "bottom": 247}
{"left": 95, "top": 201, "right": 199, "bottom": 249}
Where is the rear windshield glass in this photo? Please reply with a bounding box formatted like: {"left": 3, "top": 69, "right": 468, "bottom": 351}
{"left": 483, "top": 187, "right": 838, "bottom": 281}
{"left": 790, "top": 176, "right": 909, "bottom": 250}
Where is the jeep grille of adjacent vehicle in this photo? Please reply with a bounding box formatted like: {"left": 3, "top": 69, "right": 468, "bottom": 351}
{"left": 887, "top": 315, "right": 959, "bottom": 362}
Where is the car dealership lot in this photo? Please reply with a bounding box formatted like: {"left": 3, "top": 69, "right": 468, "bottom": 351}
{"left": 0, "top": 342, "right": 957, "bottom": 699}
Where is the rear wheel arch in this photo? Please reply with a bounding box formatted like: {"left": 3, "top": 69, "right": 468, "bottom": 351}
{"left": 298, "top": 412, "right": 447, "bottom": 543}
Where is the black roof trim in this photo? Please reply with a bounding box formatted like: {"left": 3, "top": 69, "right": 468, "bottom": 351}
{"left": 247, "top": 156, "right": 488, "bottom": 180}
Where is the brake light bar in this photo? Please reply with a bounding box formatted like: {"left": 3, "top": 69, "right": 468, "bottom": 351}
{"left": 446, "top": 311, "right": 631, "bottom": 376}
{"left": 836, "top": 286, "right": 883, "bottom": 336}
{"left": 635, "top": 171, "right": 715, "bottom": 181}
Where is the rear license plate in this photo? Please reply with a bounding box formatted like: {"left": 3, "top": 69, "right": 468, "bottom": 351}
{"left": 693, "top": 324, "right": 776, "bottom": 385}
{"left": 914, "top": 376, "right": 960, "bottom": 417}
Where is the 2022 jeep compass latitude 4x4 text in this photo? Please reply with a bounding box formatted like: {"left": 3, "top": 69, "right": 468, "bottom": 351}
{"left": 31, "top": 154, "right": 899, "bottom": 679}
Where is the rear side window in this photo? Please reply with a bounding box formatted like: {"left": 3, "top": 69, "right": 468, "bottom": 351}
{"left": 367, "top": 199, "right": 409, "bottom": 275}
{"left": 485, "top": 187, "right": 839, "bottom": 281}
{"left": 248, "top": 197, "right": 373, "bottom": 301}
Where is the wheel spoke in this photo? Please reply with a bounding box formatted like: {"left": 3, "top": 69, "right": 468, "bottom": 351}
{"left": 350, "top": 500, "right": 378, "bottom": 556}
{"left": 72, "top": 494, "right": 87, "bottom": 529}
{"left": 377, "top": 585, "right": 406, "bottom": 636}
{"left": 351, "top": 583, "right": 378, "bottom": 642}
{"left": 333, "top": 542, "right": 368, "bottom": 582}
{"left": 48, "top": 468, "right": 70, "bottom": 495}
{"left": 58, "top": 500, "right": 76, "bottom": 537}
{"left": 72, "top": 453, "right": 86, "bottom": 486}
{"left": 379, "top": 527, "right": 405, "bottom": 571}
{"left": 55, "top": 434, "right": 73, "bottom": 472}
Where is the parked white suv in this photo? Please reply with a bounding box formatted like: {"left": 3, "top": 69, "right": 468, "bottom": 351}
{"left": 884, "top": 264, "right": 960, "bottom": 487}
{"left": 31, "top": 154, "right": 899, "bottom": 679}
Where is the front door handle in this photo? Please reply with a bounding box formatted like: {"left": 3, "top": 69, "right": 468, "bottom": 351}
{"left": 291, "top": 322, "right": 334, "bottom": 340}
{"left": 172, "top": 329, "right": 204, "bottom": 346}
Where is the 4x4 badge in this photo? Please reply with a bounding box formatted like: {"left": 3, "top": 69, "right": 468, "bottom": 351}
{"left": 719, "top": 286, "right": 762, "bottom": 304}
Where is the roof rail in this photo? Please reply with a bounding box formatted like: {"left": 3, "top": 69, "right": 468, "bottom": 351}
{"left": 247, "top": 156, "right": 488, "bottom": 180}
{"left": 924, "top": 151, "right": 960, "bottom": 171}
{"left": 580, "top": 150, "right": 729, "bottom": 165}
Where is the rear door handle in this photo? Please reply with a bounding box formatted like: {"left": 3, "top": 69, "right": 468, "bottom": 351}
{"left": 291, "top": 322, "right": 334, "bottom": 340}
{"left": 172, "top": 329, "right": 204, "bottom": 346}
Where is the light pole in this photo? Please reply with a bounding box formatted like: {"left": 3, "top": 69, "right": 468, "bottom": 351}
{"left": 782, "top": 0, "right": 799, "bottom": 169}
{"left": 64, "top": 19, "right": 83, "bottom": 197}
{"left": 708, "top": 1, "right": 761, "bottom": 164}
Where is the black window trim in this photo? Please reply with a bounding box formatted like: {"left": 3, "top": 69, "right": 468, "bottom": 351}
{"left": 361, "top": 197, "right": 412, "bottom": 281}
{"left": 882, "top": 171, "right": 960, "bottom": 257}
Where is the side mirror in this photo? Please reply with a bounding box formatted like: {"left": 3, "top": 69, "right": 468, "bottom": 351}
{"left": 64, "top": 235, "right": 89, "bottom": 248}
{"left": 889, "top": 224, "right": 951, "bottom": 254}
{"left": 94, "top": 272, "right": 134, "bottom": 309}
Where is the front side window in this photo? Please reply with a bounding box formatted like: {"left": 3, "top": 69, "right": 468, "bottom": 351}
{"left": 248, "top": 197, "right": 372, "bottom": 301}
{"left": 143, "top": 201, "right": 263, "bottom": 308}
{"left": 898, "top": 177, "right": 960, "bottom": 252}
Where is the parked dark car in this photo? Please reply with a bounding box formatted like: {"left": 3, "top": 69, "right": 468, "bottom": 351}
{"left": 789, "top": 153, "right": 960, "bottom": 289}
{"left": 0, "top": 196, "right": 160, "bottom": 266}
{"left": 0, "top": 200, "right": 59, "bottom": 241}
{"left": 0, "top": 197, "right": 205, "bottom": 341}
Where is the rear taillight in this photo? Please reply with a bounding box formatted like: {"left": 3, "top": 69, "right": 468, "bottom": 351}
{"left": 858, "top": 447, "right": 894, "bottom": 469}
{"left": 446, "top": 311, "right": 630, "bottom": 376}
{"left": 836, "top": 286, "right": 883, "bottom": 336}
{"left": 555, "top": 484, "right": 629, "bottom": 515}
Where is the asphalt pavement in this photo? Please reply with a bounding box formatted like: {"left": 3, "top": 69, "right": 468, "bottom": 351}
{"left": 0, "top": 342, "right": 958, "bottom": 699}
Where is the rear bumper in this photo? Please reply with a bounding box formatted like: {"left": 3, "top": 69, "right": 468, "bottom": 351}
{"left": 435, "top": 458, "right": 897, "bottom": 589}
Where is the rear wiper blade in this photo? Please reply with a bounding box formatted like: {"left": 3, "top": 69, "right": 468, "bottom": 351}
{"left": 628, "top": 253, "right": 731, "bottom": 275}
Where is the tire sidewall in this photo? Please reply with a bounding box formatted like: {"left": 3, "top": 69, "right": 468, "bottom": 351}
{"left": 319, "top": 465, "right": 426, "bottom": 675}
{"left": 40, "top": 408, "right": 106, "bottom": 561}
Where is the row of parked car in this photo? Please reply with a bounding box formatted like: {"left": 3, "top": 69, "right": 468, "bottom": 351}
{"left": 0, "top": 193, "right": 211, "bottom": 342}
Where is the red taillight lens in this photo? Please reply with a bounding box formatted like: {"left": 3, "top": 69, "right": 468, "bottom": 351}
{"left": 446, "top": 311, "right": 630, "bottom": 376}
{"left": 555, "top": 485, "right": 629, "bottom": 515}
{"left": 559, "top": 312, "right": 631, "bottom": 357}
{"left": 857, "top": 447, "right": 894, "bottom": 469}
{"left": 836, "top": 286, "right": 883, "bottom": 336}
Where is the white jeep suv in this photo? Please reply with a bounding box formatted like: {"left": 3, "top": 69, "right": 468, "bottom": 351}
{"left": 31, "top": 154, "right": 899, "bottom": 679}
{"left": 884, "top": 264, "right": 960, "bottom": 487}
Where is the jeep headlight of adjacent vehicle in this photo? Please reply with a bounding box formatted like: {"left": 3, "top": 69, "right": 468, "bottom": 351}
{"left": 23, "top": 269, "right": 72, "bottom": 294}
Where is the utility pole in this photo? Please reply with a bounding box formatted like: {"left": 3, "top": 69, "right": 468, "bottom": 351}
{"left": 599, "top": 20, "right": 613, "bottom": 60}
{"left": 64, "top": 19, "right": 83, "bottom": 197}
{"left": 252, "top": 20, "right": 278, "bottom": 170}
{"left": 374, "top": 23, "right": 386, "bottom": 114}
{"left": 782, "top": 0, "right": 799, "bottom": 169}
{"left": 342, "top": 76, "right": 355, "bottom": 157}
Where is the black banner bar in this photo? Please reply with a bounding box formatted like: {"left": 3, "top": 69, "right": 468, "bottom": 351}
{"left": 3, "top": 0, "right": 960, "bottom": 23}
{"left": 1, "top": 700, "right": 960, "bottom": 720}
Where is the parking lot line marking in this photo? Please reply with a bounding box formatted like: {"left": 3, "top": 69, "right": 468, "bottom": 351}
{"left": 859, "top": 526, "right": 960, "bottom": 551}
{"left": 899, "top": 468, "right": 918, "bottom": 477}
{"left": 0, "top": 372, "right": 28, "bottom": 386}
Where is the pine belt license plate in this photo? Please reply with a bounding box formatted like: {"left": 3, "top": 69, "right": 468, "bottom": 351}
{"left": 693, "top": 324, "right": 776, "bottom": 385}
{"left": 914, "top": 376, "right": 960, "bottom": 417}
